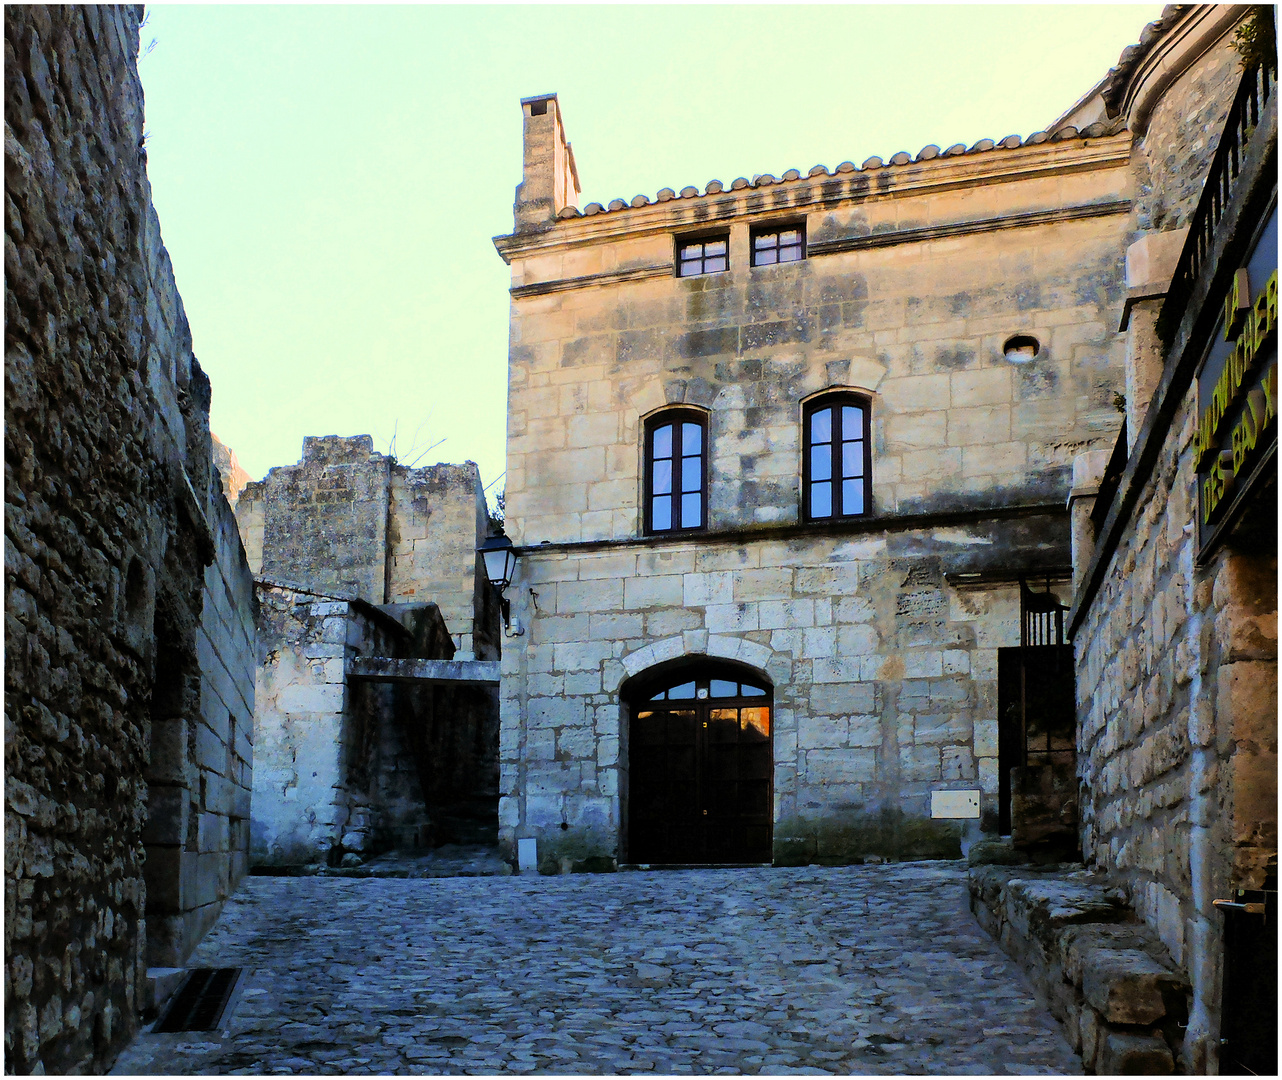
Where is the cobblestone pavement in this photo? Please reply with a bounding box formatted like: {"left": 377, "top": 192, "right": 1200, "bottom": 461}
{"left": 112, "top": 862, "right": 1081, "bottom": 1075}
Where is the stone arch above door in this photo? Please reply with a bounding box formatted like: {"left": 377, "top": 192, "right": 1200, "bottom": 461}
{"left": 615, "top": 635, "right": 776, "bottom": 694}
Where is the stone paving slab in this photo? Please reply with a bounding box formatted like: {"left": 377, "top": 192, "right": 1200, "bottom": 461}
{"left": 111, "top": 862, "right": 1082, "bottom": 1075}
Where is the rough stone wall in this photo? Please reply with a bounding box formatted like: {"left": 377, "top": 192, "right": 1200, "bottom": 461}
{"left": 387, "top": 462, "right": 492, "bottom": 658}
{"left": 5, "top": 6, "right": 255, "bottom": 1072}
{"left": 1129, "top": 32, "right": 1241, "bottom": 234}
{"left": 252, "top": 435, "right": 392, "bottom": 603}
{"left": 249, "top": 586, "right": 476, "bottom": 864}
{"left": 237, "top": 440, "right": 493, "bottom": 655}
{"left": 1075, "top": 382, "right": 1277, "bottom": 1069}
{"left": 496, "top": 123, "right": 1132, "bottom": 868}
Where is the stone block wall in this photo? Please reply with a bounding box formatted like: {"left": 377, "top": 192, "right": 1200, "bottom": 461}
{"left": 501, "top": 533, "right": 1051, "bottom": 868}
{"left": 1075, "top": 384, "right": 1278, "bottom": 1070}
{"left": 387, "top": 462, "right": 493, "bottom": 658}
{"left": 250, "top": 586, "right": 483, "bottom": 864}
{"left": 5, "top": 6, "right": 256, "bottom": 1072}
{"left": 143, "top": 494, "right": 257, "bottom": 969}
{"left": 237, "top": 440, "right": 494, "bottom": 656}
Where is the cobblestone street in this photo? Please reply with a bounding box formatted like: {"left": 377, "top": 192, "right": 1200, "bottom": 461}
{"left": 112, "top": 862, "right": 1081, "bottom": 1075}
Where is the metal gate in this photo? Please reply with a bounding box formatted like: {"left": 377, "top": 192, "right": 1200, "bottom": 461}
{"left": 997, "top": 578, "right": 1075, "bottom": 836}
{"left": 627, "top": 670, "right": 772, "bottom": 864}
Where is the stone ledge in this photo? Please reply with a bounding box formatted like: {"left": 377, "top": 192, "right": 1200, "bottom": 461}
{"left": 969, "top": 863, "right": 1190, "bottom": 1073}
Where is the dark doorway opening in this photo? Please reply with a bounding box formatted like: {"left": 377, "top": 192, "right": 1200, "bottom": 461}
{"left": 997, "top": 579, "right": 1076, "bottom": 839}
{"left": 626, "top": 664, "right": 773, "bottom": 864}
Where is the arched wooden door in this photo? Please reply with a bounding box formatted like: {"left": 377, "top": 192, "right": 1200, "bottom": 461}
{"left": 627, "top": 666, "right": 773, "bottom": 864}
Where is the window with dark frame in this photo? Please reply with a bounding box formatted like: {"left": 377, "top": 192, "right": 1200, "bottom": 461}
{"left": 677, "top": 235, "right": 729, "bottom": 277}
{"left": 645, "top": 410, "right": 707, "bottom": 534}
{"left": 751, "top": 224, "right": 805, "bottom": 266}
{"left": 803, "top": 393, "right": 871, "bottom": 520}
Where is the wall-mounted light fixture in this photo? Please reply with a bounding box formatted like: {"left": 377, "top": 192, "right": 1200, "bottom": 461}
{"left": 478, "top": 534, "right": 523, "bottom": 635}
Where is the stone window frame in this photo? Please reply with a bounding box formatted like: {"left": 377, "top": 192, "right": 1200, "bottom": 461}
{"left": 675, "top": 232, "right": 730, "bottom": 278}
{"left": 750, "top": 221, "right": 806, "bottom": 267}
{"left": 642, "top": 407, "right": 709, "bottom": 535}
{"left": 801, "top": 390, "right": 872, "bottom": 521}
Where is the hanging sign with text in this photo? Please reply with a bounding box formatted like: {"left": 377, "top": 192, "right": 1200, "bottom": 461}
{"left": 1194, "top": 207, "right": 1278, "bottom": 554}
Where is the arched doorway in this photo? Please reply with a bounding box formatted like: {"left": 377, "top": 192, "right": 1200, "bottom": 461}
{"left": 625, "top": 661, "right": 773, "bottom": 864}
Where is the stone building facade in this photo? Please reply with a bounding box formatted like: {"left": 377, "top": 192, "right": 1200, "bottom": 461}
{"left": 492, "top": 90, "right": 1135, "bottom": 872}
{"left": 5, "top": 6, "right": 257, "bottom": 1073}
{"left": 1069, "top": 6, "right": 1277, "bottom": 1073}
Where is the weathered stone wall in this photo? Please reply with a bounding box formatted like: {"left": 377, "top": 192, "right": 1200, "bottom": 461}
{"left": 387, "top": 462, "right": 493, "bottom": 658}
{"left": 5, "top": 6, "right": 255, "bottom": 1072}
{"left": 1129, "top": 31, "right": 1241, "bottom": 234}
{"left": 237, "top": 439, "right": 494, "bottom": 655}
{"left": 495, "top": 106, "right": 1131, "bottom": 870}
{"left": 249, "top": 586, "right": 489, "bottom": 864}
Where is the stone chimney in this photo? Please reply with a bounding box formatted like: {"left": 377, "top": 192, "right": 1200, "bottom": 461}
{"left": 514, "top": 94, "right": 580, "bottom": 232}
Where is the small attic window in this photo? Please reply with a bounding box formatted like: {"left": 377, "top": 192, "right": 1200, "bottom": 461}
{"left": 1003, "top": 335, "right": 1040, "bottom": 364}
{"left": 530, "top": 100, "right": 548, "bottom": 116}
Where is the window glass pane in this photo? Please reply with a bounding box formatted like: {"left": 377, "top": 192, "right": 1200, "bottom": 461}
{"left": 682, "top": 423, "right": 702, "bottom": 455}
{"left": 810, "top": 481, "right": 832, "bottom": 518}
{"left": 650, "top": 690, "right": 667, "bottom": 701}
{"left": 705, "top": 256, "right": 726, "bottom": 273}
{"left": 842, "top": 479, "right": 865, "bottom": 515}
{"left": 704, "top": 240, "right": 726, "bottom": 256}
{"left": 741, "top": 706, "right": 770, "bottom": 737}
{"left": 756, "top": 249, "right": 777, "bottom": 265}
{"left": 709, "top": 679, "right": 738, "bottom": 698}
{"left": 842, "top": 441, "right": 863, "bottom": 479}
{"left": 651, "top": 494, "right": 671, "bottom": 531}
{"left": 779, "top": 245, "right": 802, "bottom": 262}
{"left": 679, "top": 261, "right": 700, "bottom": 278}
{"left": 779, "top": 230, "right": 799, "bottom": 244}
{"left": 652, "top": 424, "right": 672, "bottom": 459}
{"left": 667, "top": 681, "right": 697, "bottom": 699}
{"left": 810, "top": 407, "right": 832, "bottom": 444}
{"left": 741, "top": 684, "right": 766, "bottom": 697}
{"left": 652, "top": 459, "right": 672, "bottom": 495}
{"left": 842, "top": 405, "right": 863, "bottom": 438}
{"left": 681, "top": 457, "right": 700, "bottom": 493}
{"left": 681, "top": 492, "right": 701, "bottom": 526}
{"left": 810, "top": 444, "right": 832, "bottom": 482}
{"left": 754, "top": 234, "right": 772, "bottom": 250}
{"left": 679, "top": 244, "right": 701, "bottom": 260}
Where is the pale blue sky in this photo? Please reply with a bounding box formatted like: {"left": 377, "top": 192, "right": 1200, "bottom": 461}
{"left": 138, "top": 4, "right": 1163, "bottom": 497}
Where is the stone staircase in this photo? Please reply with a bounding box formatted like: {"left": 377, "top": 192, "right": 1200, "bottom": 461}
{"left": 969, "top": 859, "right": 1191, "bottom": 1073}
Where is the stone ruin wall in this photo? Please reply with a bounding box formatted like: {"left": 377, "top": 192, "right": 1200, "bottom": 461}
{"left": 236, "top": 435, "right": 494, "bottom": 657}
{"left": 251, "top": 585, "right": 498, "bottom": 865}
{"left": 5, "top": 5, "right": 256, "bottom": 1073}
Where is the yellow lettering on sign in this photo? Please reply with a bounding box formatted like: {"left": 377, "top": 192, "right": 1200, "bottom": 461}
{"left": 1225, "top": 267, "right": 1251, "bottom": 339}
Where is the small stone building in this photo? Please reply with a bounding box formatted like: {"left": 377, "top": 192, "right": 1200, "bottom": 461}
{"left": 492, "top": 87, "right": 1135, "bottom": 872}
{"left": 5, "top": 7, "right": 257, "bottom": 1073}
{"left": 234, "top": 437, "right": 503, "bottom": 864}
{"left": 1068, "top": 6, "right": 1277, "bottom": 1073}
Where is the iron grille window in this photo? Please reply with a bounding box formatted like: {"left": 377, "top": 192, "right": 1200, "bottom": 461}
{"left": 677, "top": 235, "right": 728, "bottom": 277}
{"left": 751, "top": 224, "right": 805, "bottom": 266}
{"left": 645, "top": 410, "right": 706, "bottom": 533}
{"left": 803, "top": 394, "right": 871, "bottom": 520}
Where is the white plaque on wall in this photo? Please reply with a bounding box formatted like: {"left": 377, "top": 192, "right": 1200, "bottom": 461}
{"left": 931, "top": 789, "right": 981, "bottom": 819}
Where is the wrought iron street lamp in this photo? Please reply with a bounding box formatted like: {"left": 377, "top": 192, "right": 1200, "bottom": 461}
{"left": 478, "top": 534, "right": 522, "bottom": 634}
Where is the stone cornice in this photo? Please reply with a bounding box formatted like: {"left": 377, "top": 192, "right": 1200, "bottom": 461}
{"left": 494, "top": 135, "right": 1132, "bottom": 265}
{"left": 512, "top": 501, "right": 1068, "bottom": 559}
{"left": 508, "top": 200, "right": 1133, "bottom": 299}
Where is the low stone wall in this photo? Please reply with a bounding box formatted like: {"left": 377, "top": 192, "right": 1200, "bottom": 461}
{"left": 969, "top": 862, "right": 1191, "bottom": 1073}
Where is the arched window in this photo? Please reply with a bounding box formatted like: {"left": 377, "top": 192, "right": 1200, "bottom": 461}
{"left": 803, "top": 392, "right": 871, "bottom": 520}
{"left": 644, "top": 409, "right": 706, "bottom": 534}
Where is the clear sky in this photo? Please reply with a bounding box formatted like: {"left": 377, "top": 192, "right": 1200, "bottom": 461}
{"left": 137, "top": 3, "right": 1163, "bottom": 500}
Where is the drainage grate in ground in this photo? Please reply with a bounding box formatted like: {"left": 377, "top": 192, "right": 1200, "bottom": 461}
{"left": 154, "top": 967, "right": 243, "bottom": 1033}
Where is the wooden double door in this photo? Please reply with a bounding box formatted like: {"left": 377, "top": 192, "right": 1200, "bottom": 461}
{"left": 627, "top": 670, "right": 772, "bottom": 864}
